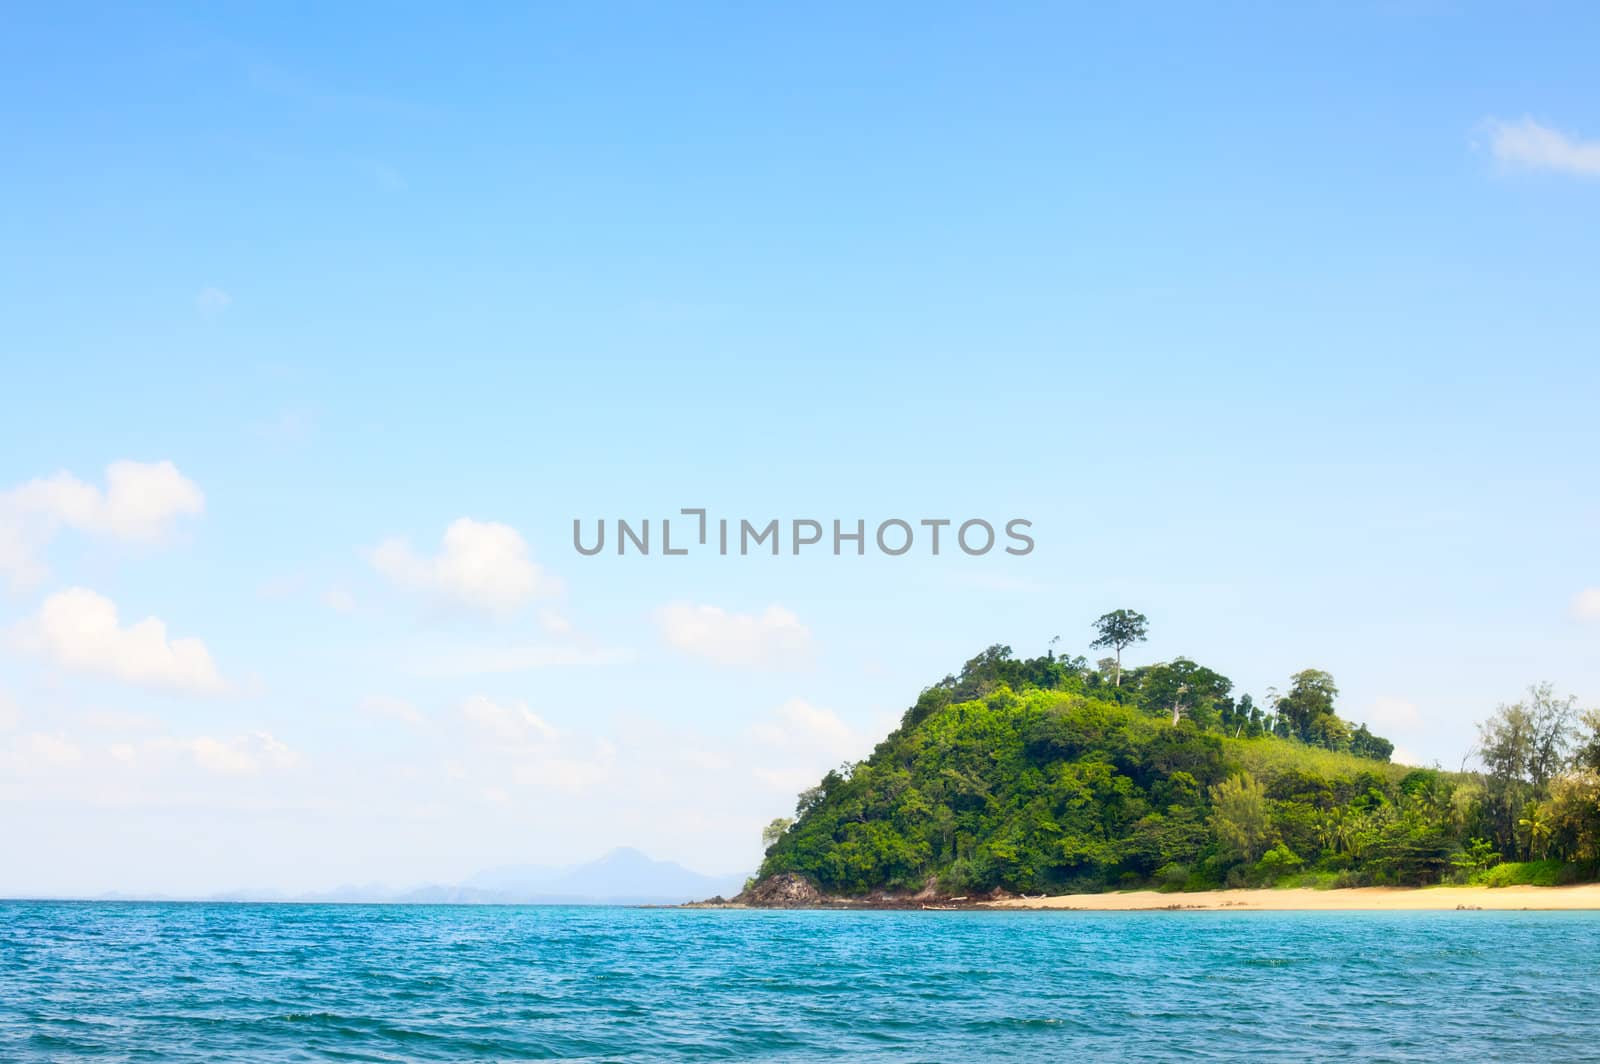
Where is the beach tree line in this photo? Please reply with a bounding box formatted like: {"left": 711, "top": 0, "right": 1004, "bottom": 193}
{"left": 1474, "top": 683, "right": 1600, "bottom": 869}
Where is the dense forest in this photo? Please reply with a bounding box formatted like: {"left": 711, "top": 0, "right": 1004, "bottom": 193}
{"left": 756, "top": 611, "right": 1600, "bottom": 896}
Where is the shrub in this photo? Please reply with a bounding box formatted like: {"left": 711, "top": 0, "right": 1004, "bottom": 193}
{"left": 1253, "top": 843, "right": 1305, "bottom": 884}
{"left": 937, "top": 859, "right": 975, "bottom": 894}
{"left": 1154, "top": 863, "right": 1190, "bottom": 892}
{"left": 1481, "top": 860, "right": 1577, "bottom": 887}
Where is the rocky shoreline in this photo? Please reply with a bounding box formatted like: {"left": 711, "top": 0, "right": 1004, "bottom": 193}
{"left": 683, "top": 872, "right": 1019, "bottom": 910}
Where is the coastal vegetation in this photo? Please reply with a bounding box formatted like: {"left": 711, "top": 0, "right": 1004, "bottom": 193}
{"left": 756, "top": 612, "right": 1600, "bottom": 897}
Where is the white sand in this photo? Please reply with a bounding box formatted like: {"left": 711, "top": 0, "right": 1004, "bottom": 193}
{"left": 981, "top": 884, "right": 1600, "bottom": 911}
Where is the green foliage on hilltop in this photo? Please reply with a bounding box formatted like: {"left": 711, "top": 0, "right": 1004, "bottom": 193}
{"left": 757, "top": 629, "right": 1600, "bottom": 896}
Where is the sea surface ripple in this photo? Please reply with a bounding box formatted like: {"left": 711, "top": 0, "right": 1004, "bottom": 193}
{"left": 2, "top": 902, "right": 1597, "bottom": 1061}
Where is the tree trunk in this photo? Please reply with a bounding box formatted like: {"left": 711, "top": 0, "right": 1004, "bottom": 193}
{"left": 1114, "top": 648, "right": 1122, "bottom": 687}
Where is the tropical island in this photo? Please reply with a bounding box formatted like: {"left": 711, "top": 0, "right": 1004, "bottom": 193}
{"left": 734, "top": 611, "right": 1600, "bottom": 910}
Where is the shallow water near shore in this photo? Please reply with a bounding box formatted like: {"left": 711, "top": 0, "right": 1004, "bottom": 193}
{"left": 4, "top": 901, "right": 1597, "bottom": 1062}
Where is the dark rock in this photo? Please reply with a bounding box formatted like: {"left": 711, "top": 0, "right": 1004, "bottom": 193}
{"left": 743, "top": 873, "right": 823, "bottom": 908}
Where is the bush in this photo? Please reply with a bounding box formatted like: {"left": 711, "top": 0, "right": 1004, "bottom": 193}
{"left": 937, "top": 859, "right": 975, "bottom": 894}
{"left": 1480, "top": 860, "right": 1578, "bottom": 887}
{"left": 1253, "top": 843, "right": 1304, "bottom": 884}
{"left": 1270, "top": 869, "right": 1366, "bottom": 890}
{"left": 1154, "top": 863, "right": 1191, "bottom": 892}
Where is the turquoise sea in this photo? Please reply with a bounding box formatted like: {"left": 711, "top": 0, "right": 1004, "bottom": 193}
{"left": 2, "top": 902, "right": 1597, "bottom": 1062}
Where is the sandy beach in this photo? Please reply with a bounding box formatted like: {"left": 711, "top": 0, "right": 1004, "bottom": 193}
{"left": 981, "top": 884, "right": 1600, "bottom": 912}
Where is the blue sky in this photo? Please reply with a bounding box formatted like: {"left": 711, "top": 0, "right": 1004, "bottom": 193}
{"left": 2, "top": 3, "right": 1598, "bottom": 896}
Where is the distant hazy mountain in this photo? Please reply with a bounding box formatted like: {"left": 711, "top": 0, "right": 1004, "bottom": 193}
{"left": 463, "top": 863, "right": 560, "bottom": 892}
{"left": 464, "top": 847, "right": 743, "bottom": 904}
{"left": 164, "top": 847, "right": 744, "bottom": 906}
{"left": 533, "top": 847, "right": 743, "bottom": 902}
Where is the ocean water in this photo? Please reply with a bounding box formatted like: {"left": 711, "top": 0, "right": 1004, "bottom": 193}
{"left": 2, "top": 902, "right": 1597, "bottom": 1062}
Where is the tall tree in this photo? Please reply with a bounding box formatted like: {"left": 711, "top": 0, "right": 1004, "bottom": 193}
{"left": 1576, "top": 709, "right": 1600, "bottom": 775}
{"left": 1137, "top": 657, "right": 1232, "bottom": 727}
{"left": 1235, "top": 693, "right": 1258, "bottom": 737}
{"left": 1090, "top": 609, "right": 1149, "bottom": 687}
{"left": 1275, "top": 669, "right": 1340, "bottom": 746}
{"left": 1475, "top": 685, "right": 1576, "bottom": 858}
{"left": 1525, "top": 682, "right": 1577, "bottom": 791}
{"left": 1209, "top": 772, "right": 1271, "bottom": 862}
{"left": 1349, "top": 723, "right": 1394, "bottom": 762}
{"left": 761, "top": 817, "right": 794, "bottom": 852}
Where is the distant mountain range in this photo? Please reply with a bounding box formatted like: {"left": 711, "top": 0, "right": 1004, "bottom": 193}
{"left": 462, "top": 846, "right": 744, "bottom": 902}
{"left": 88, "top": 848, "right": 746, "bottom": 906}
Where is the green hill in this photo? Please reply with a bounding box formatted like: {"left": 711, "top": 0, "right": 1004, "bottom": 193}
{"left": 756, "top": 642, "right": 1488, "bottom": 897}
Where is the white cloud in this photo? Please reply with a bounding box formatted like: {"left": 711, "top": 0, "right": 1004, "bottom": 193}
{"left": 184, "top": 735, "right": 257, "bottom": 775}
{"left": 0, "top": 691, "right": 18, "bottom": 732}
{"left": 109, "top": 731, "right": 298, "bottom": 776}
{"left": 80, "top": 709, "right": 162, "bottom": 734}
{"left": 1366, "top": 695, "right": 1421, "bottom": 731}
{"left": 359, "top": 695, "right": 423, "bottom": 727}
{"left": 1482, "top": 116, "right": 1600, "bottom": 177}
{"left": 1571, "top": 587, "right": 1600, "bottom": 621}
{"left": 656, "top": 603, "right": 813, "bottom": 667}
{"left": 745, "top": 698, "right": 873, "bottom": 796}
{"left": 679, "top": 747, "right": 732, "bottom": 772}
{"left": 1, "top": 684, "right": 851, "bottom": 892}
{"left": 371, "top": 518, "right": 558, "bottom": 615}
{"left": 510, "top": 740, "right": 615, "bottom": 793}
{"left": 19, "top": 731, "right": 82, "bottom": 767}
{"left": 538, "top": 609, "right": 573, "bottom": 635}
{"left": 454, "top": 695, "right": 615, "bottom": 794}
{"left": 752, "top": 766, "right": 822, "bottom": 792}
{"left": 323, "top": 587, "right": 356, "bottom": 614}
{"left": 189, "top": 733, "right": 296, "bottom": 775}
{"left": 0, "top": 517, "right": 44, "bottom": 589}
{"left": 0, "top": 460, "right": 204, "bottom": 589}
{"left": 1390, "top": 746, "right": 1423, "bottom": 767}
{"left": 459, "top": 694, "right": 559, "bottom": 745}
{"left": 5, "top": 714, "right": 298, "bottom": 786}
{"left": 12, "top": 588, "right": 224, "bottom": 694}
{"left": 750, "top": 698, "right": 860, "bottom": 760}
{"left": 196, "top": 286, "right": 233, "bottom": 315}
